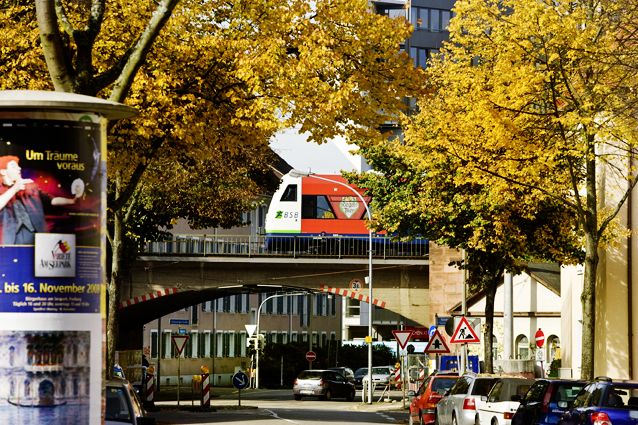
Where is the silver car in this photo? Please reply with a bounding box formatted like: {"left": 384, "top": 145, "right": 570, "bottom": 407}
{"left": 436, "top": 374, "right": 500, "bottom": 425}
{"left": 105, "top": 379, "right": 156, "bottom": 425}
{"left": 293, "top": 369, "right": 356, "bottom": 401}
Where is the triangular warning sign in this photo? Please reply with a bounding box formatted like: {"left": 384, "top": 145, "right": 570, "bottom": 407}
{"left": 171, "top": 335, "right": 190, "bottom": 355}
{"left": 425, "top": 329, "right": 450, "bottom": 353}
{"left": 392, "top": 330, "right": 413, "bottom": 349}
{"left": 450, "top": 316, "right": 480, "bottom": 344}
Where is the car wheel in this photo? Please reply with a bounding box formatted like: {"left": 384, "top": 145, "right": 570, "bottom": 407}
{"left": 325, "top": 389, "right": 332, "bottom": 401}
{"left": 410, "top": 413, "right": 415, "bottom": 425}
{"left": 434, "top": 409, "right": 440, "bottom": 425}
{"left": 453, "top": 413, "right": 459, "bottom": 425}
{"left": 476, "top": 415, "right": 481, "bottom": 425}
{"left": 420, "top": 411, "right": 425, "bottom": 425}
{"left": 346, "top": 389, "right": 355, "bottom": 402}
{"left": 492, "top": 419, "right": 498, "bottom": 425}
{"left": 294, "top": 394, "right": 302, "bottom": 401}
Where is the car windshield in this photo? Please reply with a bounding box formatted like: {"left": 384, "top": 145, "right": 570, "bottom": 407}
{"left": 355, "top": 368, "right": 368, "bottom": 376}
{"left": 372, "top": 367, "right": 390, "bottom": 374}
{"left": 552, "top": 383, "right": 587, "bottom": 403}
{"left": 105, "top": 387, "right": 131, "bottom": 422}
{"left": 472, "top": 379, "right": 498, "bottom": 396}
{"left": 298, "top": 371, "right": 323, "bottom": 380}
{"left": 433, "top": 378, "right": 458, "bottom": 393}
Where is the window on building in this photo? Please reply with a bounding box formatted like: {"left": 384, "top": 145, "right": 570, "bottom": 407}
{"left": 312, "top": 332, "right": 318, "bottom": 346}
{"left": 188, "top": 332, "right": 198, "bottom": 358}
{"left": 280, "top": 184, "right": 297, "bottom": 202}
{"left": 216, "top": 299, "right": 224, "bottom": 313}
{"left": 150, "top": 331, "right": 158, "bottom": 359}
{"left": 228, "top": 333, "right": 235, "bottom": 358}
{"left": 302, "top": 332, "right": 308, "bottom": 343}
{"left": 277, "top": 295, "right": 284, "bottom": 314}
{"left": 282, "top": 332, "right": 288, "bottom": 344}
{"left": 330, "top": 332, "right": 336, "bottom": 341}
{"left": 163, "top": 331, "right": 172, "bottom": 359}
{"left": 331, "top": 295, "right": 336, "bottom": 316}
{"left": 346, "top": 298, "right": 360, "bottom": 317}
{"left": 238, "top": 332, "right": 247, "bottom": 357}
{"left": 517, "top": 335, "right": 529, "bottom": 359}
{"left": 191, "top": 306, "right": 199, "bottom": 326}
{"left": 216, "top": 332, "right": 224, "bottom": 357}
{"left": 548, "top": 336, "right": 560, "bottom": 363}
{"left": 321, "top": 332, "right": 327, "bottom": 347}
{"left": 492, "top": 335, "right": 499, "bottom": 360}
{"left": 292, "top": 332, "right": 298, "bottom": 342}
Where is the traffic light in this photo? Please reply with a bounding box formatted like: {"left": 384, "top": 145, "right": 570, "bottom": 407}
{"left": 248, "top": 339, "right": 256, "bottom": 356}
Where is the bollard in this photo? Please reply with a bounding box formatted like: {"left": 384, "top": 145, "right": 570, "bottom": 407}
{"left": 201, "top": 373, "right": 210, "bottom": 408}
{"left": 145, "top": 374, "right": 155, "bottom": 407}
{"left": 419, "top": 368, "right": 425, "bottom": 380}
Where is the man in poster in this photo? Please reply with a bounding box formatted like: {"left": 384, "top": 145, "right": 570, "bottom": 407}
{"left": 0, "top": 155, "right": 80, "bottom": 245}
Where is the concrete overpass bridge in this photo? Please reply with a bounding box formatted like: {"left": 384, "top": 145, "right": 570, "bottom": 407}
{"left": 119, "top": 235, "right": 462, "bottom": 345}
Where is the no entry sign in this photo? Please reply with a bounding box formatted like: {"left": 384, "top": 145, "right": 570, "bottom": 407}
{"left": 535, "top": 329, "right": 545, "bottom": 348}
{"left": 306, "top": 351, "right": 317, "bottom": 361}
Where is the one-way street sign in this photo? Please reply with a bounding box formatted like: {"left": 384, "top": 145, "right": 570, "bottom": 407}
{"left": 424, "top": 329, "right": 450, "bottom": 353}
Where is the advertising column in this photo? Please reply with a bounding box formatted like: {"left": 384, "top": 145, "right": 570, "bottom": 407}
{"left": 0, "top": 91, "right": 136, "bottom": 424}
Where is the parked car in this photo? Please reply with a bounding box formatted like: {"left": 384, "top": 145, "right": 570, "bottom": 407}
{"left": 435, "top": 373, "right": 500, "bottom": 425}
{"left": 511, "top": 379, "right": 587, "bottom": 425}
{"left": 329, "top": 367, "right": 355, "bottom": 383}
{"left": 476, "top": 377, "right": 535, "bottom": 425}
{"left": 293, "top": 369, "right": 356, "bottom": 401}
{"left": 408, "top": 372, "right": 459, "bottom": 425}
{"left": 557, "top": 377, "right": 638, "bottom": 425}
{"left": 354, "top": 368, "right": 368, "bottom": 389}
{"left": 106, "top": 379, "right": 156, "bottom": 425}
{"left": 362, "top": 366, "right": 398, "bottom": 398}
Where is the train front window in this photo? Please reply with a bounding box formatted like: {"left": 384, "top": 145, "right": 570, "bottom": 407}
{"left": 302, "top": 195, "right": 336, "bottom": 219}
{"left": 280, "top": 184, "right": 297, "bottom": 202}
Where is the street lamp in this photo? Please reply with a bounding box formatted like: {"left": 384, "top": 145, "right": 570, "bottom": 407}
{"left": 255, "top": 291, "right": 308, "bottom": 389}
{"left": 289, "top": 169, "right": 374, "bottom": 404}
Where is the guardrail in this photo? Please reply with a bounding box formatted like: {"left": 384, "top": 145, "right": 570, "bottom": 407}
{"left": 139, "top": 234, "right": 428, "bottom": 259}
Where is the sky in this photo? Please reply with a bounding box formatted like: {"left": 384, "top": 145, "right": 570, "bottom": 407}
{"left": 269, "top": 126, "right": 370, "bottom": 175}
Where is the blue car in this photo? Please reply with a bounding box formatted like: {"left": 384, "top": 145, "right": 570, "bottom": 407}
{"left": 512, "top": 379, "right": 587, "bottom": 425}
{"left": 557, "top": 377, "right": 638, "bottom": 425}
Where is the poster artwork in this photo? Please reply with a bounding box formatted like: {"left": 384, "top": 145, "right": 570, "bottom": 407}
{"left": 0, "top": 112, "right": 104, "bottom": 424}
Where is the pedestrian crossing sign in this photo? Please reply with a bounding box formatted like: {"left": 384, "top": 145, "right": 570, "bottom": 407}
{"left": 450, "top": 316, "right": 480, "bottom": 344}
{"left": 425, "top": 329, "right": 450, "bottom": 354}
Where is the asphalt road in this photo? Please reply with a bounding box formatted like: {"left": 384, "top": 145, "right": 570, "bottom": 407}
{"left": 149, "top": 388, "right": 410, "bottom": 425}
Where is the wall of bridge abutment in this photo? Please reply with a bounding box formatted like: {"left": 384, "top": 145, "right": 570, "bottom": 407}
{"left": 122, "top": 256, "right": 437, "bottom": 328}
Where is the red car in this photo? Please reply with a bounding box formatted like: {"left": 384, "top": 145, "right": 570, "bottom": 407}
{"left": 409, "top": 372, "right": 459, "bottom": 425}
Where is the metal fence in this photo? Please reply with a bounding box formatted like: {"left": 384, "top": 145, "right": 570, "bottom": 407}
{"left": 139, "top": 234, "right": 428, "bottom": 259}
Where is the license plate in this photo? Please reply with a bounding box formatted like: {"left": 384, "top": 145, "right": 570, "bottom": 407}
{"left": 300, "top": 390, "right": 313, "bottom": 395}
{"left": 630, "top": 411, "right": 638, "bottom": 419}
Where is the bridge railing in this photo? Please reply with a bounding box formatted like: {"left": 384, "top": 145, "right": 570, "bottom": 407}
{"left": 139, "top": 234, "right": 428, "bottom": 259}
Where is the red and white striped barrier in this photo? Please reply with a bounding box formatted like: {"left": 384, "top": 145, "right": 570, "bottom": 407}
{"left": 202, "top": 374, "right": 210, "bottom": 407}
{"left": 146, "top": 374, "right": 154, "bottom": 406}
{"left": 119, "top": 288, "right": 178, "bottom": 308}
{"left": 419, "top": 369, "right": 425, "bottom": 380}
{"left": 319, "top": 285, "right": 386, "bottom": 308}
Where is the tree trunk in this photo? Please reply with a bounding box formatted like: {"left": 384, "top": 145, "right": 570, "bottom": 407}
{"left": 107, "top": 209, "right": 124, "bottom": 379}
{"left": 580, "top": 230, "right": 598, "bottom": 380}
{"left": 484, "top": 279, "right": 497, "bottom": 373}
{"left": 580, "top": 137, "right": 599, "bottom": 381}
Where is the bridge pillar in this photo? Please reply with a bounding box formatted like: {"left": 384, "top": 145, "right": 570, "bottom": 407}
{"left": 428, "top": 242, "right": 463, "bottom": 327}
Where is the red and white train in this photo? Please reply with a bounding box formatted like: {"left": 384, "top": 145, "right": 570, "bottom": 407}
{"left": 264, "top": 172, "right": 427, "bottom": 255}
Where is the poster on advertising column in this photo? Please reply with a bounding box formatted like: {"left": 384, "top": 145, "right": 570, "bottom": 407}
{"left": 0, "top": 111, "right": 104, "bottom": 424}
